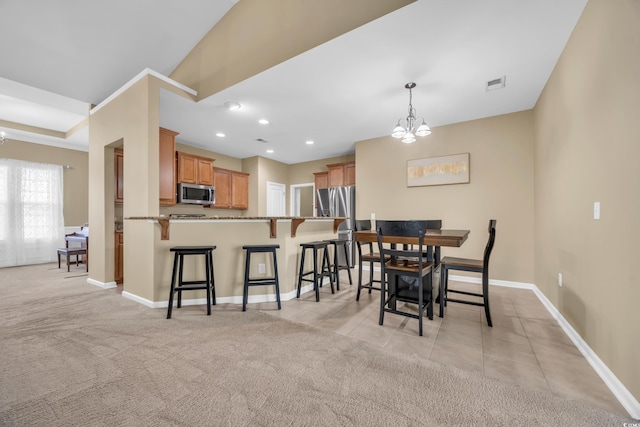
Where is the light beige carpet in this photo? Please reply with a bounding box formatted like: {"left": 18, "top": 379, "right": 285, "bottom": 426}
{"left": 0, "top": 263, "right": 631, "bottom": 426}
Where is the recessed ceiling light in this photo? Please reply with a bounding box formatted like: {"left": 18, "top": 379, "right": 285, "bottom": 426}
{"left": 224, "top": 101, "right": 241, "bottom": 110}
{"left": 216, "top": 132, "right": 225, "bottom": 138}
{"left": 266, "top": 149, "right": 274, "bottom": 154}
{"left": 305, "top": 140, "right": 314, "bottom": 145}
{"left": 258, "top": 119, "right": 269, "bottom": 125}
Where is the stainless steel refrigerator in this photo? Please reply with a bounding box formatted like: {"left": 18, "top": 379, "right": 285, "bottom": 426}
{"left": 316, "top": 186, "right": 355, "bottom": 266}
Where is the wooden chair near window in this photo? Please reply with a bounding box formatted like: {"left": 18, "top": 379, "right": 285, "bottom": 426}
{"left": 439, "top": 219, "right": 496, "bottom": 327}
{"left": 376, "top": 220, "right": 435, "bottom": 337}
{"left": 63, "top": 227, "right": 89, "bottom": 271}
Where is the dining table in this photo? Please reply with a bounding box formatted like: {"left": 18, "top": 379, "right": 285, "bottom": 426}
{"left": 353, "top": 227, "right": 470, "bottom": 315}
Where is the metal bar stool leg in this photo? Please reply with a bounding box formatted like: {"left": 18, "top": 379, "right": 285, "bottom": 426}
{"left": 167, "top": 251, "right": 180, "bottom": 319}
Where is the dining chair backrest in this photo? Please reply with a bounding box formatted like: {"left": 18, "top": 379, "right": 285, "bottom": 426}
{"left": 483, "top": 219, "right": 497, "bottom": 269}
{"left": 376, "top": 220, "right": 441, "bottom": 234}
{"left": 354, "top": 219, "right": 371, "bottom": 232}
{"left": 376, "top": 220, "right": 426, "bottom": 261}
{"left": 376, "top": 220, "right": 441, "bottom": 262}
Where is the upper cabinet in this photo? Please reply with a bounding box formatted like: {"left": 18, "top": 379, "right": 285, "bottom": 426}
{"left": 115, "top": 127, "right": 178, "bottom": 206}
{"left": 326, "top": 161, "right": 356, "bottom": 187}
{"left": 314, "top": 171, "right": 328, "bottom": 190}
{"left": 207, "top": 167, "right": 249, "bottom": 210}
{"left": 159, "top": 128, "right": 178, "bottom": 206}
{"left": 177, "top": 152, "right": 214, "bottom": 186}
{"left": 114, "top": 147, "right": 124, "bottom": 203}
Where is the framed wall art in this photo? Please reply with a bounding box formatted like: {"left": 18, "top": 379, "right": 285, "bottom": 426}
{"left": 407, "top": 153, "right": 470, "bottom": 187}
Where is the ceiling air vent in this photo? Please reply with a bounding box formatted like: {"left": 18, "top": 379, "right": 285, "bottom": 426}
{"left": 256, "top": 138, "right": 268, "bottom": 143}
{"left": 486, "top": 76, "right": 506, "bottom": 91}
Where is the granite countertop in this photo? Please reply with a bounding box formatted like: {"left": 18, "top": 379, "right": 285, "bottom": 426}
{"left": 126, "top": 216, "right": 344, "bottom": 221}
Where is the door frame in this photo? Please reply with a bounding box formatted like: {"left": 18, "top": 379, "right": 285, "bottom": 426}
{"left": 289, "top": 182, "right": 315, "bottom": 217}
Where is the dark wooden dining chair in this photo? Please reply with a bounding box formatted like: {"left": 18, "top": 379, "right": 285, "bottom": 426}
{"left": 439, "top": 219, "right": 496, "bottom": 326}
{"left": 354, "top": 219, "right": 389, "bottom": 301}
{"left": 376, "top": 221, "right": 434, "bottom": 336}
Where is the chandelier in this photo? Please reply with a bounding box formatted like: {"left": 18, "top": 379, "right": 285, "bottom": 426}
{"left": 0, "top": 132, "right": 7, "bottom": 146}
{"left": 391, "top": 82, "right": 431, "bottom": 143}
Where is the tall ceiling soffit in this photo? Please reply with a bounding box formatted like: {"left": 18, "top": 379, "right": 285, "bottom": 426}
{"left": 170, "top": 0, "right": 416, "bottom": 100}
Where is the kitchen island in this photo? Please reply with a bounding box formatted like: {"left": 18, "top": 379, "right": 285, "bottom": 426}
{"left": 122, "top": 216, "right": 344, "bottom": 309}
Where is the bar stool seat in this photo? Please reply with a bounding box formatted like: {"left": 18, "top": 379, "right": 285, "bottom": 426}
{"left": 167, "top": 246, "right": 216, "bottom": 319}
{"left": 323, "top": 238, "right": 353, "bottom": 291}
{"left": 242, "top": 244, "right": 281, "bottom": 311}
{"left": 297, "top": 241, "right": 334, "bottom": 302}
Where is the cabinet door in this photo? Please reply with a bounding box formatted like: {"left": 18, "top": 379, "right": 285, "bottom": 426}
{"left": 114, "top": 232, "right": 124, "bottom": 285}
{"left": 159, "top": 128, "right": 178, "bottom": 206}
{"left": 314, "top": 172, "right": 328, "bottom": 190}
{"left": 114, "top": 148, "right": 124, "bottom": 203}
{"left": 344, "top": 162, "right": 356, "bottom": 186}
{"left": 231, "top": 172, "right": 249, "bottom": 210}
{"left": 198, "top": 158, "right": 214, "bottom": 186}
{"left": 177, "top": 152, "right": 198, "bottom": 184}
{"left": 328, "top": 165, "right": 344, "bottom": 187}
{"left": 212, "top": 168, "right": 231, "bottom": 208}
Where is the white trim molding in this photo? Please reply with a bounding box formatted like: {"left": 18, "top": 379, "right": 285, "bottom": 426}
{"left": 90, "top": 68, "right": 197, "bottom": 115}
{"left": 87, "top": 277, "right": 117, "bottom": 289}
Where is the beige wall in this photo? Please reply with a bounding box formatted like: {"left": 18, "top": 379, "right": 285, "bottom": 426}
{"left": 170, "top": 0, "right": 414, "bottom": 100}
{"left": 533, "top": 0, "right": 640, "bottom": 402}
{"left": 1, "top": 140, "right": 88, "bottom": 226}
{"left": 356, "top": 111, "right": 535, "bottom": 283}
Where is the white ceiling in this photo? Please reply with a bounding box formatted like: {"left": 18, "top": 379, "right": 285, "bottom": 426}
{"left": 0, "top": 0, "right": 587, "bottom": 163}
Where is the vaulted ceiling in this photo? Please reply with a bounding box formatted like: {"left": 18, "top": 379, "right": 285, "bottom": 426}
{"left": 0, "top": 0, "right": 587, "bottom": 163}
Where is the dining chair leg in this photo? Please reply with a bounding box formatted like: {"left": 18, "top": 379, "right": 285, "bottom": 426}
{"left": 482, "top": 271, "right": 492, "bottom": 327}
{"left": 368, "top": 260, "right": 374, "bottom": 294}
{"left": 378, "top": 269, "right": 386, "bottom": 326}
{"left": 418, "top": 281, "right": 423, "bottom": 337}
{"left": 439, "top": 265, "right": 446, "bottom": 318}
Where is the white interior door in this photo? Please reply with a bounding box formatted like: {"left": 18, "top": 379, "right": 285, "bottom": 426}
{"left": 266, "top": 182, "right": 286, "bottom": 216}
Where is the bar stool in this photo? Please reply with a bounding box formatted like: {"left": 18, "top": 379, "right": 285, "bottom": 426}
{"left": 323, "top": 238, "right": 353, "bottom": 291}
{"left": 296, "top": 241, "right": 334, "bottom": 302}
{"left": 242, "top": 244, "right": 281, "bottom": 311}
{"left": 166, "top": 246, "right": 216, "bottom": 319}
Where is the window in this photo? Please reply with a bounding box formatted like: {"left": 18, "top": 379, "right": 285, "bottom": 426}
{"left": 0, "top": 159, "right": 64, "bottom": 267}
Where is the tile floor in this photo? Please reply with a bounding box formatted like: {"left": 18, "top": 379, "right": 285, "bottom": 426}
{"left": 252, "top": 268, "right": 627, "bottom": 417}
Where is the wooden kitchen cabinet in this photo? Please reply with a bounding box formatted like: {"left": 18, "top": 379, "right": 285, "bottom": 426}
{"left": 114, "top": 127, "right": 178, "bottom": 206}
{"left": 159, "top": 127, "right": 178, "bottom": 206}
{"left": 207, "top": 167, "right": 249, "bottom": 210}
{"left": 177, "top": 152, "right": 214, "bottom": 185}
{"left": 211, "top": 167, "right": 231, "bottom": 208}
{"left": 344, "top": 162, "right": 356, "bottom": 186}
{"left": 314, "top": 172, "right": 329, "bottom": 190}
{"left": 327, "top": 161, "right": 355, "bottom": 187}
{"left": 115, "top": 232, "right": 123, "bottom": 285}
{"left": 231, "top": 172, "right": 249, "bottom": 209}
{"left": 114, "top": 148, "right": 124, "bottom": 203}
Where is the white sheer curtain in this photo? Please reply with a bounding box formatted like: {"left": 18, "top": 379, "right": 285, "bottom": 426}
{"left": 0, "top": 159, "right": 65, "bottom": 267}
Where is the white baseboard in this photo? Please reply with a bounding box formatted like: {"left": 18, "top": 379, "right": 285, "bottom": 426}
{"left": 121, "top": 282, "right": 320, "bottom": 309}
{"left": 87, "top": 277, "right": 117, "bottom": 289}
{"left": 530, "top": 286, "right": 640, "bottom": 420}
{"left": 447, "top": 274, "right": 639, "bottom": 419}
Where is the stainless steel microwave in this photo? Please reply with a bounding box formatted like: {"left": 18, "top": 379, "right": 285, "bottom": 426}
{"left": 177, "top": 182, "right": 215, "bottom": 205}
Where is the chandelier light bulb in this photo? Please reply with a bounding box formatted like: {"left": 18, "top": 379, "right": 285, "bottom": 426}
{"left": 402, "top": 132, "right": 416, "bottom": 144}
{"left": 391, "top": 82, "right": 431, "bottom": 141}
{"left": 392, "top": 123, "right": 406, "bottom": 139}
{"left": 416, "top": 123, "right": 431, "bottom": 137}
